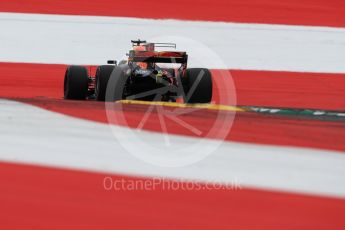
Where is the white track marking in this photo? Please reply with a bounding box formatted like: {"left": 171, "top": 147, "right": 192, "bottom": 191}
{"left": 0, "top": 13, "right": 345, "bottom": 73}
{"left": 0, "top": 99, "right": 345, "bottom": 198}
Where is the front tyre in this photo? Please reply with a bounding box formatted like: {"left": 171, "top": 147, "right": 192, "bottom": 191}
{"left": 183, "top": 68, "right": 212, "bottom": 103}
{"left": 64, "top": 66, "right": 89, "bottom": 100}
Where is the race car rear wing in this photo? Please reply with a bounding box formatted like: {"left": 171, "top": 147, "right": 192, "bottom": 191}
{"left": 129, "top": 51, "right": 188, "bottom": 64}
{"left": 152, "top": 43, "right": 177, "bottom": 49}
{"left": 131, "top": 40, "right": 176, "bottom": 49}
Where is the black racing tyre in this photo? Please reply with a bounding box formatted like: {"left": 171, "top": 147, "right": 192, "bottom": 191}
{"left": 64, "top": 66, "right": 89, "bottom": 100}
{"left": 95, "top": 65, "right": 115, "bottom": 101}
{"left": 105, "top": 66, "right": 128, "bottom": 102}
{"left": 182, "top": 68, "right": 212, "bottom": 103}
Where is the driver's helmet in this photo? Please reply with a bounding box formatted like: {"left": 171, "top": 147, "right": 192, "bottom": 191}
{"left": 133, "top": 45, "right": 148, "bottom": 69}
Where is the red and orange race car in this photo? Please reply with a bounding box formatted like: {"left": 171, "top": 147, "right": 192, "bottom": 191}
{"left": 63, "top": 40, "right": 212, "bottom": 103}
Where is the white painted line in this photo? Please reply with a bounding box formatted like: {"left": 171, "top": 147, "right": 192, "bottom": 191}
{"left": 0, "top": 13, "right": 345, "bottom": 73}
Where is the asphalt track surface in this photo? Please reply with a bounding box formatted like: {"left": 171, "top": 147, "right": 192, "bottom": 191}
{"left": 1, "top": 1, "right": 345, "bottom": 230}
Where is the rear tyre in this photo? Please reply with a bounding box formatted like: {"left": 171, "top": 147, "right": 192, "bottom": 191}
{"left": 95, "top": 65, "right": 115, "bottom": 101}
{"left": 64, "top": 66, "right": 89, "bottom": 100}
{"left": 105, "top": 66, "right": 129, "bottom": 102}
{"left": 182, "top": 68, "right": 212, "bottom": 103}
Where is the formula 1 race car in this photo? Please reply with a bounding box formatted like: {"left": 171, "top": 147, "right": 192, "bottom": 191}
{"left": 64, "top": 40, "right": 212, "bottom": 103}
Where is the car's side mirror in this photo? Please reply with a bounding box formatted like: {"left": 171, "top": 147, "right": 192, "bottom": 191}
{"left": 107, "top": 60, "right": 117, "bottom": 65}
